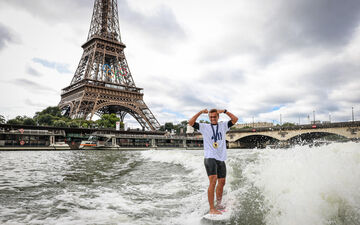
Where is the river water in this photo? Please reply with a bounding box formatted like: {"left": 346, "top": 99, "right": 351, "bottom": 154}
{"left": 0, "top": 142, "right": 360, "bottom": 225}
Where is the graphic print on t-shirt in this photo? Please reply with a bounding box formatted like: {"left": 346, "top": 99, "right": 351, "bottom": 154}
{"left": 211, "top": 132, "right": 222, "bottom": 141}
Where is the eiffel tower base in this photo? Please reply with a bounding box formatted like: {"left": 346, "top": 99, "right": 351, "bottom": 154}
{"left": 59, "top": 81, "right": 159, "bottom": 131}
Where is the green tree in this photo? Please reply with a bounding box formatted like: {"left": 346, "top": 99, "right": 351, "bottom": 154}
{"left": 54, "top": 120, "right": 68, "bottom": 127}
{"left": 82, "top": 120, "right": 97, "bottom": 128}
{"left": 7, "top": 116, "right": 28, "bottom": 125}
{"left": 242, "top": 126, "right": 252, "bottom": 129}
{"left": 0, "top": 115, "right": 5, "bottom": 124}
{"left": 36, "top": 114, "right": 55, "bottom": 126}
{"left": 34, "top": 106, "right": 62, "bottom": 118}
{"left": 7, "top": 118, "right": 23, "bottom": 125}
{"left": 34, "top": 106, "right": 67, "bottom": 126}
{"left": 164, "top": 122, "right": 174, "bottom": 132}
{"left": 23, "top": 117, "right": 36, "bottom": 126}
{"left": 67, "top": 121, "right": 79, "bottom": 128}
{"left": 178, "top": 120, "right": 188, "bottom": 133}
{"left": 282, "top": 122, "right": 295, "bottom": 127}
{"left": 96, "top": 114, "right": 120, "bottom": 128}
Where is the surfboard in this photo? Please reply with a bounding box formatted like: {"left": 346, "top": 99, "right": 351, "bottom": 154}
{"left": 202, "top": 208, "right": 231, "bottom": 222}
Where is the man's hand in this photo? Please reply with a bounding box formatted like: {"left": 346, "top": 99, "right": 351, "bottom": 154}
{"left": 223, "top": 110, "right": 238, "bottom": 125}
{"left": 189, "top": 109, "right": 208, "bottom": 126}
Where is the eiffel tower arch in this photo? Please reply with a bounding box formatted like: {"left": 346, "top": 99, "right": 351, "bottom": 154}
{"left": 59, "top": 0, "right": 160, "bottom": 130}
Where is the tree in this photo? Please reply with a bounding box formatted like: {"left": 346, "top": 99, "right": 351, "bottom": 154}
{"left": 7, "top": 118, "right": 23, "bottom": 125}
{"left": 54, "top": 120, "right": 68, "bottom": 127}
{"left": 160, "top": 120, "right": 190, "bottom": 133}
{"left": 36, "top": 114, "right": 55, "bottom": 126}
{"left": 96, "top": 113, "right": 120, "bottom": 128}
{"left": 34, "top": 106, "right": 62, "bottom": 118}
{"left": 177, "top": 120, "right": 188, "bottom": 133}
{"left": 23, "top": 118, "right": 36, "bottom": 126}
{"left": 282, "top": 122, "right": 295, "bottom": 127}
{"left": 82, "top": 120, "right": 97, "bottom": 128}
{"left": 164, "top": 122, "right": 174, "bottom": 132}
{"left": 34, "top": 106, "right": 67, "bottom": 126}
{"left": 180, "top": 120, "right": 188, "bottom": 127}
{"left": 7, "top": 116, "right": 28, "bottom": 125}
{"left": 0, "top": 115, "right": 5, "bottom": 124}
{"left": 242, "top": 126, "right": 252, "bottom": 129}
{"left": 67, "top": 121, "right": 79, "bottom": 128}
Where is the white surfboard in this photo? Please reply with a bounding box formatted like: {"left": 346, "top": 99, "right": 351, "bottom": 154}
{"left": 202, "top": 209, "right": 231, "bottom": 222}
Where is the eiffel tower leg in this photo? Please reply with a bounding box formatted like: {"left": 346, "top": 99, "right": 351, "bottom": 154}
{"left": 69, "top": 101, "right": 79, "bottom": 118}
{"left": 89, "top": 94, "right": 100, "bottom": 120}
{"left": 74, "top": 93, "right": 86, "bottom": 118}
{"left": 119, "top": 111, "right": 127, "bottom": 122}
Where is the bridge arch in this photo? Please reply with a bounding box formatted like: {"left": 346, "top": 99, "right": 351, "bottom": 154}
{"left": 286, "top": 131, "right": 348, "bottom": 144}
{"left": 285, "top": 129, "right": 352, "bottom": 140}
{"left": 92, "top": 101, "right": 153, "bottom": 130}
{"left": 233, "top": 134, "right": 280, "bottom": 148}
{"left": 59, "top": 102, "right": 74, "bottom": 117}
{"left": 236, "top": 133, "right": 281, "bottom": 141}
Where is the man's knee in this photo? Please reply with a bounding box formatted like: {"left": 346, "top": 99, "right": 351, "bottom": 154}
{"left": 208, "top": 175, "right": 218, "bottom": 187}
{"left": 217, "top": 178, "right": 226, "bottom": 187}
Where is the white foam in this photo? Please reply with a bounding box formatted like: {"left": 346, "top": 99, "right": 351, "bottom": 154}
{"left": 141, "top": 149, "right": 245, "bottom": 224}
{"left": 245, "top": 142, "right": 360, "bottom": 225}
{"left": 141, "top": 149, "right": 206, "bottom": 177}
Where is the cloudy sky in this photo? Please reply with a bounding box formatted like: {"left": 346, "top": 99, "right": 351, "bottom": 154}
{"left": 0, "top": 0, "right": 360, "bottom": 127}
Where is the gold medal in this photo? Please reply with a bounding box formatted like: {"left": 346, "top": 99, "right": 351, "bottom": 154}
{"left": 211, "top": 124, "right": 219, "bottom": 149}
{"left": 213, "top": 142, "right": 218, "bottom": 148}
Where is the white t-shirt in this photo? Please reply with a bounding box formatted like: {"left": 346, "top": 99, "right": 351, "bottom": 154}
{"left": 196, "top": 121, "right": 231, "bottom": 161}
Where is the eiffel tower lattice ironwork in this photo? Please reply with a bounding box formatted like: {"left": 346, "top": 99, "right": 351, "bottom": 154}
{"left": 59, "top": 0, "right": 160, "bottom": 130}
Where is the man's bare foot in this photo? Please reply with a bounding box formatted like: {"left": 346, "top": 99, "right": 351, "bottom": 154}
{"left": 216, "top": 204, "right": 226, "bottom": 210}
{"left": 209, "top": 208, "right": 222, "bottom": 214}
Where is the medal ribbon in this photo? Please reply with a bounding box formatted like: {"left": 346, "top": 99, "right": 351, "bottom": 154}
{"left": 211, "top": 124, "right": 219, "bottom": 143}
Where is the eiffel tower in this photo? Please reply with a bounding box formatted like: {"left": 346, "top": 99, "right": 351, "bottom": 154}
{"left": 59, "top": 0, "right": 160, "bottom": 130}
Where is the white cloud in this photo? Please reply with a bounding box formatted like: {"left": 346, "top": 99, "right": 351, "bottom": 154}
{"left": 0, "top": 0, "right": 359, "bottom": 127}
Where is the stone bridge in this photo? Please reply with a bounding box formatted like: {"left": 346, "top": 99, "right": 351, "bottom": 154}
{"left": 227, "top": 121, "right": 360, "bottom": 148}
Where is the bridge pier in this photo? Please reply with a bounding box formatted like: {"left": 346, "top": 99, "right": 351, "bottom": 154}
{"left": 229, "top": 141, "right": 238, "bottom": 149}
{"left": 151, "top": 138, "right": 157, "bottom": 148}
{"left": 49, "top": 136, "right": 55, "bottom": 146}
{"left": 228, "top": 141, "right": 249, "bottom": 149}
{"left": 111, "top": 137, "right": 119, "bottom": 147}
{"left": 182, "top": 139, "right": 187, "bottom": 148}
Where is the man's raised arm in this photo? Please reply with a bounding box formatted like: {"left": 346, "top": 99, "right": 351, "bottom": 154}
{"left": 188, "top": 109, "right": 208, "bottom": 126}
{"left": 217, "top": 109, "right": 238, "bottom": 125}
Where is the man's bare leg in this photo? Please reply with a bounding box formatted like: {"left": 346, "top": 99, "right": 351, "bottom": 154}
{"left": 216, "top": 178, "right": 226, "bottom": 209}
{"left": 208, "top": 175, "right": 222, "bottom": 214}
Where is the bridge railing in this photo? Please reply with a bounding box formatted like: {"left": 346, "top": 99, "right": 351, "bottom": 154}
{"left": 91, "top": 132, "right": 202, "bottom": 140}
{"left": 0, "top": 129, "right": 65, "bottom": 136}
{"left": 229, "top": 121, "right": 360, "bottom": 133}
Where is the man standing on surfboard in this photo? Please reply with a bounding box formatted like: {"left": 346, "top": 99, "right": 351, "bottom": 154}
{"left": 188, "top": 109, "right": 238, "bottom": 215}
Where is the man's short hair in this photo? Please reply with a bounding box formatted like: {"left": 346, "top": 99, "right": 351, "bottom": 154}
{"left": 209, "top": 109, "right": 218, "bottom": 115}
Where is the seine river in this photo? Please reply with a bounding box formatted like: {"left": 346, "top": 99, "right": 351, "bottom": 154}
{"left": 1, "top": 143, "right": 359, "bottom": 225}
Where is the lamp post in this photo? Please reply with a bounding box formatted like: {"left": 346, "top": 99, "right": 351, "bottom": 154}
{"left": 352, "top": 107, "right": 355, "bottom": 122}
{"left": 313, "top": 110, "right": 315, "bottom": 124}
